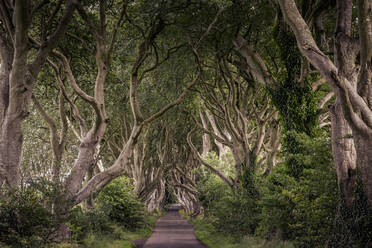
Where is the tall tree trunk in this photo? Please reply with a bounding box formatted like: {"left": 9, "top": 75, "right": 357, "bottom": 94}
{"left": 276, "top": 0, "right": 372, "bottom": 206}
{"left": 65, "top": 142, "right": 97, "bottom": 197}
{"left": 84, "top": 166, "right": 95, "bottom": 211}
{"left": 0, "top": 16, "right": 30, "bottom": 188}
{"left": 0, "top": 0, "right": 76, "bottom": 190}
{"left": 200, "top": 111, "right": 211, "bottom": 156}
{"left": 264, "top": 123, "right": 282, "bottom": 176}
{"left": 205, "top": 110, "right": 229, "bottom": 160}
{"left": 0, "top": 41, "right": 13, "bottom": 189}
{"left": 354, "top": 133, "right": 372, "bottom": 206}
{"left": 330, "top": 99, "right": 357, "bottom": 207}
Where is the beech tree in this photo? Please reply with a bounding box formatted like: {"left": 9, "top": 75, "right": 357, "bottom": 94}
{"left": 186, "top": 48, "right": 281, "bottom": 188}
{"left": 230, "top": 1, "right": 366, "bottom": 207}
{"left": 0, "top": 0, "right": 77, "bottom": 190}
{"left": 184, "top": 1, "right": 333, "bottom": 191}
{"left": 3, "top": 1, "right": 371, "bottom": 245}
{"left": 14, "top": 0, "right": 224, "bottom": 238}
{"left": 276, "top": 0, "right": 372, "bottom": 207}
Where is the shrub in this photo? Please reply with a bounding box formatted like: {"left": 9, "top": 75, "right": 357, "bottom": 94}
{"left": 327, "top": 177, "right": 372, "bottom": 248}
{"left": 192, "top": 215, "right": 295, "bottom": 248}
{"left": 257, "top": 132, "right": 339, "bottom": 247}
{"left": 288, "top": 165, "right": 338, "bottom": 247}
{"left": 68, "top": 206, "right": 112, "bottom": 241}
{"left": 197, "top": 155, "right": 260, "bottom": 238}
{"left": 197, "top": 173, "right": 231, "bottom": 216}
{"left": 96, "top": 177, "right": 146, "bottom": 229}
{"left": 209, "top": 189, "right": 259, "bottom": 237}
{"left": 256, "top": 167, "right": 297, "bottom": 240}
{"left": 0, "top": 187, "right": 58, "bottom": 248}
{"left": 68, "top": 177, "right": 147, "bottom": 242}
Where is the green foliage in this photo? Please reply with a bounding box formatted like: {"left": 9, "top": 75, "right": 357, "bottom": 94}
{"left": 256, "top": 167, "right": 297, "bottom": 240}
{"left": 68, "top": 206, "right": 113, "bottom": 241}
{"left": 240, "top": 162, "right": 259, "bottom": 196}
{"left": 282, "top": 131, "right": 333, "bottom": 178}
{"left": 197, "top": 153, "right": 260, "bottom": 238}
{"left": 76, "top": 233, "right": 135, "bottom": 248}
{"left": 192, "top": 216, "right": 294, "bottom": 248}
{"left": 269, "top": 19, "right": 319, "bottom": 136}
{"left": 269, "top": 82, "right": 319, "bottom": 136}
{"left": 61, "top": 214, "right": 157, "bottom": 248}
{"left": 0, "top": 187, "right": 58, "bottom": 248}
{"left": 257, "top": 132, "right": 339, "bottom": 247}
{"left": 196, "top": 151, "right": 236, "bottom": 215}
{"left": 288, "top": 166, "right": 338, "bottom": 247}
{"left": 195, "top": 133, "right": 338, "bottom": 247}
{"left": 68, "top": 177, "right": 148, "bottom": 243}
{"left": 96, "top": 177, "right": 146, "bottom": 229}
{"left": 209, "top": 189, "right": 259, "bottom": 237}
{"left": 327, "top": 177, "right": 372, "bottom": 247}
{"left": 74, "top": 217, "right": 156, "bottom": 248}
{"left": 197, "top": 173, "right": 231, "bottom": 214}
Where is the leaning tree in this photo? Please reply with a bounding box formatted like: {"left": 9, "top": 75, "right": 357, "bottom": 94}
{"left": 276, "top": 0, "right": 372, "bottom": 207}
{"left": 17, "top": 0, "right": 224, "bottom": 238}
{"left": 0, "top": 0, "right": 77, "bottom": 190}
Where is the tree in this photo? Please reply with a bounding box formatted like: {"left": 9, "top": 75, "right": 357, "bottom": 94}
{"left": 18, "top": 0, "right": 225, "bottom": 239}
{"left": 0, "top": 0, "right": 76, "bottom": 190}
{"left": 276, "top": 0, "right": 372, "bottom": 207}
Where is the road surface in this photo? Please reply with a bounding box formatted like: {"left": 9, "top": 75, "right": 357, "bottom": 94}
{"left": 135, "top": 204, "right": 207, "bottom": 248}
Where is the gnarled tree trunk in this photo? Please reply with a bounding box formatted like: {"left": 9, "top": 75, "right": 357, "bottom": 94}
{"left": 0, "top": 0, "right": 76, "bottom": 190}
{"left": 330, "top": 100, "right": 356, "bottom": 207}
{"left": 277, "top": 0, "right": 372, "bottom": 206}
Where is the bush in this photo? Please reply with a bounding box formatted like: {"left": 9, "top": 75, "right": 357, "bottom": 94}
{"left": 96, "top": 177, "right": 146, "bottom": 229}
{"left": 327, "top": 177, "right": 372, "bottom": 248}
{"left": 197, "top": 154, "right": 259, "bottom": 238}
{"left": 68, "top": 206, "right": 113, "bottom": 241}
{"left": 197, "top": 173, "right": 231, "bottom": 216}
{"left": 209, "top": 189, "right": 259, "bottom": 237}
{"left": 257, "top": 132, "right": 339, "bottom": 247}
{"left": 69, "top": 177, "right": 147, "bottom": 242}
{"left": 197, "top": 133, "right": 340, "bottom": 247}
{"left": 0, "top": 187, "right": 58, "bottom": 248}
{"left": 256, "top": 167, "right": 297, "bottom": 240}
{"left": 192, "top": 216, "right": 295, "bottom": 248}
{"left": 288, "top": 165, "right": 338, "bottom": 247}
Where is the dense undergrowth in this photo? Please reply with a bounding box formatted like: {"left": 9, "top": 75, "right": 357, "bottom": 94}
{"left": 192, "top": 217, "right": 294, "bottom": 248}
{"left": 193, "top": 131, "right": 371, "bottom": 247}
{"left": 0, "top": 177, "right": 159, "bottom": 248}
{"left": 1, "top": 132, "right": 371, "bottom": 248}
{"left": 55, "top": 218, "right": 156, "bottom": 248}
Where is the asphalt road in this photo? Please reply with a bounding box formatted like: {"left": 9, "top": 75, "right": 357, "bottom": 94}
{"left": 137, "top": 204, "right": 207, "bottom": 248}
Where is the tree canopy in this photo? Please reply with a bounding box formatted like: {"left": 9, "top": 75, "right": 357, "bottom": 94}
{"left": 0, "top": 0, "right": 371, "bottom": 247}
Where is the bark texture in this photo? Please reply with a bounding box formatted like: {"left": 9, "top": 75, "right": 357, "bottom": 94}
{"left": 0, "top": 0, "right": 76, "bottom": 189}
{"left": 330, "top": 101, "right": 356, "bottom": 206}
{"left": 277, "top": 0, "right": 372, "bottom": 205}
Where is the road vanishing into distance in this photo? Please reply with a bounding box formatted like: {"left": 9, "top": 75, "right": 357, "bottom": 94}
{"left": 134, "top": 204, "right": 207, "bottom": 248}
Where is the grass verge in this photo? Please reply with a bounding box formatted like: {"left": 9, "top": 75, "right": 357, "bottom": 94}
{"left": 55, "top": 215, "right": 158, "bottom": 248}
{"left": 191, "top": 217, "right": 294, "bottom": 248}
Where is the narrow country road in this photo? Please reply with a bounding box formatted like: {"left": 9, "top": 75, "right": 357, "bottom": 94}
{"left": 138, "top": 204, "right": 207, "bottom": 248}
